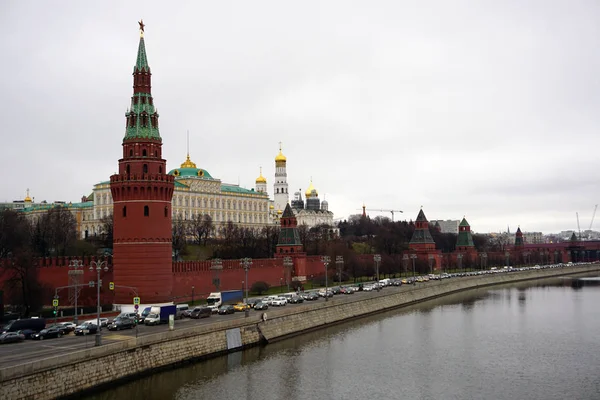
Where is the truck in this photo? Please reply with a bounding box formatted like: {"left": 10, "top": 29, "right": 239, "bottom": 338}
{"left": 144, "top": 305, "right": 176, "bottom": 325}
{"left": 206, "top": 290, "right": 244, "bottom": 313}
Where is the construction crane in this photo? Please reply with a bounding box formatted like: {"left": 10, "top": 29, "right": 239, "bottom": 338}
{"left": 589, "top": 205, "right": 598, "bottom": 231}
{"left": 358, "top": 207, "right": 403, "bottom": 222}
{"left": 576, "top": 212, "right": 582, "bottom": 240}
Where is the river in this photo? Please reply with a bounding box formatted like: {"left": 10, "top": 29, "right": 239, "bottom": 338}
{"left": 85, "top": 275, "right": 600, "bottom": 400}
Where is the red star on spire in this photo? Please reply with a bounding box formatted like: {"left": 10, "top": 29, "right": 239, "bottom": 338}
{"left": 138, "top": 19, "right": 145, "bottom": 33}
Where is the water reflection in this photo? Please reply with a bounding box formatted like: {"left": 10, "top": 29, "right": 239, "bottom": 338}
{"left": 86, "top": 273, "right": 600, "bottom": 400}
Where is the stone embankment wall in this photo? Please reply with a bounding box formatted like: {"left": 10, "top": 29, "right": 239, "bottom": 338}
{"left": 1, "top": 265, "right": 598, "bottom": 400}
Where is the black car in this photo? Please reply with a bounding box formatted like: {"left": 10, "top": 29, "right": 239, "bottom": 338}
{"left": 74, "top": 323, "right": 98, "bottom": 336}
{"left": 217, "top": 305, "right": 235, "bottom": 315}
{"left": 254, "top": 301, "right": 268, "bottom": 310}
{"left": 47, "top": 324, "right": 69, "bottom": 335}
{"left": 108, "top": 317, "right": 135, "bottom": 331}
{"left": 190, "top": 307, "right": 211, "bottom": 319}
{"left": 32, "top": 328, "right": 62, "bottom": 340}
{"left": 289, "top": 296, "right": 304, "bottom": 304}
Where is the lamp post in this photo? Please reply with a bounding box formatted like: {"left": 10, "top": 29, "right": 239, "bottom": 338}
{"left": 240, "top": 258, "right": 252, "bottom": 317}
{"left": 439, "top": 255, "right": 443, "bottom": 281}
{"left": 280, "top": 278, "right": 283, "bottom": 293}
{"left": 522, "top": 251, "right": 529, "bottom": 266}
{"left": 336, "top": 256, "right": 344, "bottom": 285}
{"left": 554, "top": 250, "right": 558, "bottom": 264}
{"left": 283, "top": 256, "right": 293, "bottom": 292}
{"left": 68, "top": 259, "right": 83, "bottom": 324}
{"left": 211, "top": 258, "right": 223, "bottom": 291}
{"left": 410, "top": 254, "right": 417, "bottom": 284}
{"left": 479, "top": 252, "right": 487, "bottom": 271}
{"left": 505, "top": 251, "right": 510, "bottom": 268}
{"left": 191, "top": 286, "right": 195, "bottom": 305}
{"left": 457, "top": 253, "right": 463, "bottom": 274}
{"left": 321, "top": 256, "right": 330, "bottom": 301}
{"left": 544, "top": 250, "right": 550, "bottom": 265}
{"left": 89, "top": 258, "right": 109, "bottom": 347}
{"left": 402, "top": 254, "right": 409, "bottom": 278}
{"left": 374, "top": 254, "right": 381, "bottom": 290}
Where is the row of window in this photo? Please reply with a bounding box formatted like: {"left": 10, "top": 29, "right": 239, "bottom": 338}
{"left": 175, "top": 196, "right": 267, "bottom": 211}
{"left": 173, "top": 210, "right": 268, "bottom": 224}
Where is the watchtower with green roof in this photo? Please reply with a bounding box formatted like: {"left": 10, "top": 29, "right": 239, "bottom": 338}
{"left": 409, "top": 208, "right": 436, "bottom": 252}
{"left": 276, "top": 204, "right": 303, "bottom": 254}
{"left": 456, "top": 217, "right": 475, "bottom": 251}
{"left": 514, "top": 227, "right": 524, "bottom": 247}
{"left": 110, "top": 21, "right": 174, "bottom": 304}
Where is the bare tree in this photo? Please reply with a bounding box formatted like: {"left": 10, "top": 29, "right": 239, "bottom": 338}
{"left": 190, "top": 213, "right": 213, "bottom": 246}
{"left": 40, "top": 207, "right": 77, "bottom": 257}
{"left": 172, "top": 216, "right": 189, "bottom": 260}
{"left": 100, "top": 212, "right": 113, "bottom": 250}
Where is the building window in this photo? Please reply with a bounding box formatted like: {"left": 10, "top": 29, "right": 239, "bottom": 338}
{"left": 129, "top": 149, "right": 133, "bottom": 157}
{"left": 144, "top": 205, "right": 149, "bottom": 217}
{"left": 123, "top": 206, "right": 127, "bottom": 217}
{"left": 143, "top": 164, "right": 148, "bottom": 174}
{"left": 159, "top": 166, "right": 162, "bottom": 174}
{"left": 143, "top": 149, "right": 147, "bottom": 157}
{"left": 165, "top": 206, "right": 168, "bottom": 217}
{"left": 155, "top": 150, "right": 158, "bottom": 157}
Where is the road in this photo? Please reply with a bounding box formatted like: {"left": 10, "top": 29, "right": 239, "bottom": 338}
{"left": 0, "top": 285, "right": 407, "bottom": 368}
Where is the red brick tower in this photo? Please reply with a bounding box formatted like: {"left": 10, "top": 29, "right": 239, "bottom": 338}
{"left": 110, "top": 22, "right": 174, "bottom": 304}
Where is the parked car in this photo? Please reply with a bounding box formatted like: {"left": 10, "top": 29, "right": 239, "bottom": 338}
{"left": 233, "top": 303, "right": 250, "bottom": 312}
{"left": 115, "top": 313, "right": 138, "bottom": 324}
{"left": 1, "top": 318, "right": 46, "bottom": 334}
{"left": 58, "top": 322, "right": 76, "bottom": 333}
{"left": 32, "top": 328, "right": 63, "bottom": 340}
{"left": 74, "top": 322, "right": 98, "bottom": 336}
{"left": 254, "top": 301, "right": 268, "bottom": 311}
{"left": 217, "top": 305, "right": 235, "bottom": 315}
{"left": 108, "top": 317, "right": 135, "bottom": 331}
{"left": 16, "top": 329, "right": 36, "bottom": 339}
{"left": 271, "top": 297, "right": 287, "bottom": 307}
{"left": 47, "top": 324, "right": 69, "bottom": 335}
{"left": 289, "top": 295, "right": 304, "bottom": 304}
{"left": 190, "top": 307, "right": 211, "bottom": 319}
{"left": 0, "top": 332, "right": 25, "bottom": 344}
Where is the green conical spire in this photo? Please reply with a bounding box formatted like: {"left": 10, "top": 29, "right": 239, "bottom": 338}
{"left": 135, "top": 36, "right": 149, "bottom": 71}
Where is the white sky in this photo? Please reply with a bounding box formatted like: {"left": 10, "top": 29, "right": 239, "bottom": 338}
{"left": 1, "top": 1, "right": 599, "bottom": 234}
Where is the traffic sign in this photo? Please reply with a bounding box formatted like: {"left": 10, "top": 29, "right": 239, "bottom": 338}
{"left": 52, "top": 299, "right": 59, "bottom": 307}
{"left": 109, "top": 282, "right": 114, "bottom": 290}
{"left": 134, "top": 304, "right": 139, "bottom": 310}
{"left": 133, "top": 296, "right": 140, "bottom": 305}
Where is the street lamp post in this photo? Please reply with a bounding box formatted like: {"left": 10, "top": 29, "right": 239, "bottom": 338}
{"left": 240, "top": 258, "right": 252, "bottom": 317}
{"left": 410, "top": 254, "right": 417, "bottom": 284}
{"left": 374, "top": 254, "right": 381, "bottom": 291}
{"left": 479, "top": 253, "right": 487, "bottom": 271}
{"left": 402, "top": 254, "right": 409, "bottom": 278}
{"left": 335, "top": 256, "right": 344, "bottom": 285}
{"left": 68, "top": 259, "right": 83, "bottom": 324}
{"left": 283, "top": 256, "right": 293, "bottom": 292}
{"left": 89, "top": 259, "right": 109, "bottom": 347}
{"left": 457, "top": 253, "right": 463, "bottom": 274}
{"left": 321, "top": 256, "right": 331, "bottom": 301}
{"left": 505, "top": 251, "right": 510, "bottom": 268}
{"left": 192, "top": 286, "right": 195, "bottom": 305}
{"left": 210, "top": 258, "right": 223, "bottom": 291}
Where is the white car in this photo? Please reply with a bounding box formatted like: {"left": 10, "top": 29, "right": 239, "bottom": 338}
{"left": 363, "top": 285, "right": 373, "bottom": 292}
{"left": 271, "top": 298, "right": 287, "bottom": 306}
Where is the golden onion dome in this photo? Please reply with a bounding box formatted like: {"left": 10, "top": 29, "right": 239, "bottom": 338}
{"left": 24, "top": 189, "right": 32, "bottom": 202}
{"left": 305, "top": 181, "right": 318, "bottom": 198}
{"left": 277, "top": 209, "right": 283, "bottom": 215}
{"left": 180, "top": 154, "right": 197, "bottom": 169}
{"left": 269, "top": 204, "right": 275, "bottom": 210}
{"left": 255, "top": 167, "right": 267, "bottom": 184}
{"left": 275, "top": 150, "right": 286, "bottom": 163}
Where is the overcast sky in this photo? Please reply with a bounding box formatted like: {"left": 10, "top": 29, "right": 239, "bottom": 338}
{"left": 1, "top": 1, "right": 599, "bottom": 234}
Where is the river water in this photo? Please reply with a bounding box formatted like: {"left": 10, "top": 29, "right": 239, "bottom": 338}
{"left": 86, "top": 275, "right": 600, "bottom": 400}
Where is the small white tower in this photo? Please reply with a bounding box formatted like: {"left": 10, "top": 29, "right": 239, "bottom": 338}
{"left": 255, "top": 167, "right": 267, "bottom": 194}
{"left": 273, "top": 143, "right": 289, "bottom": 213}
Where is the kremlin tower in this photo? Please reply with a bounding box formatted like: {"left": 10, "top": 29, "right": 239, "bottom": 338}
{"left": 273, "top": 143, "right": 289, "bottom": 215}
{"left": 110, "top": 21, "right": 175, "bottom": 304}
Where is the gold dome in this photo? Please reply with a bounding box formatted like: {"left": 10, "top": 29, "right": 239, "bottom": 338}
{"left": 275, "top": 142, "right": 286, "bottom": 163}
{"left": 24, "top": 189, "right": 32, "bottom": 202}
{"left": 255, "top": 167, "right": 267, "bottom": 184}
{"left": 269, "top": 204, "right": 275, "bottom": 210}
{"left": 305, "top": 180, "right": 318, "bottom": 198}
{"left": 180, "top": 154, "right": 197, "bottom": 169}
{"left": 277, "top": 209, "right": 283, "bottom": 215}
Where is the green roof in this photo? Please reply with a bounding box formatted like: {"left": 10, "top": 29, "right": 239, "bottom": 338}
{"left": 168, "top": 167, "right": 214, "bottom": 179}
{"left": 135, "top": 37, "right": 149, "bottom": 72}
{"left": 221, "top": 185, "right": 259, "bottom": 195}
{"left": 22, "top": 201, "right": 93, "bottom": 212}
{"left": 124, "top": 94, "right": 161, "bottom": 141}
{"left": 456, "top": 231, "right": 474, "bottom": 247}
{"left": 459, "top": 217, "right": 470, "bottom": 227}
{"left": 174, "top": 181, "right": 189, "bottom": 188}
